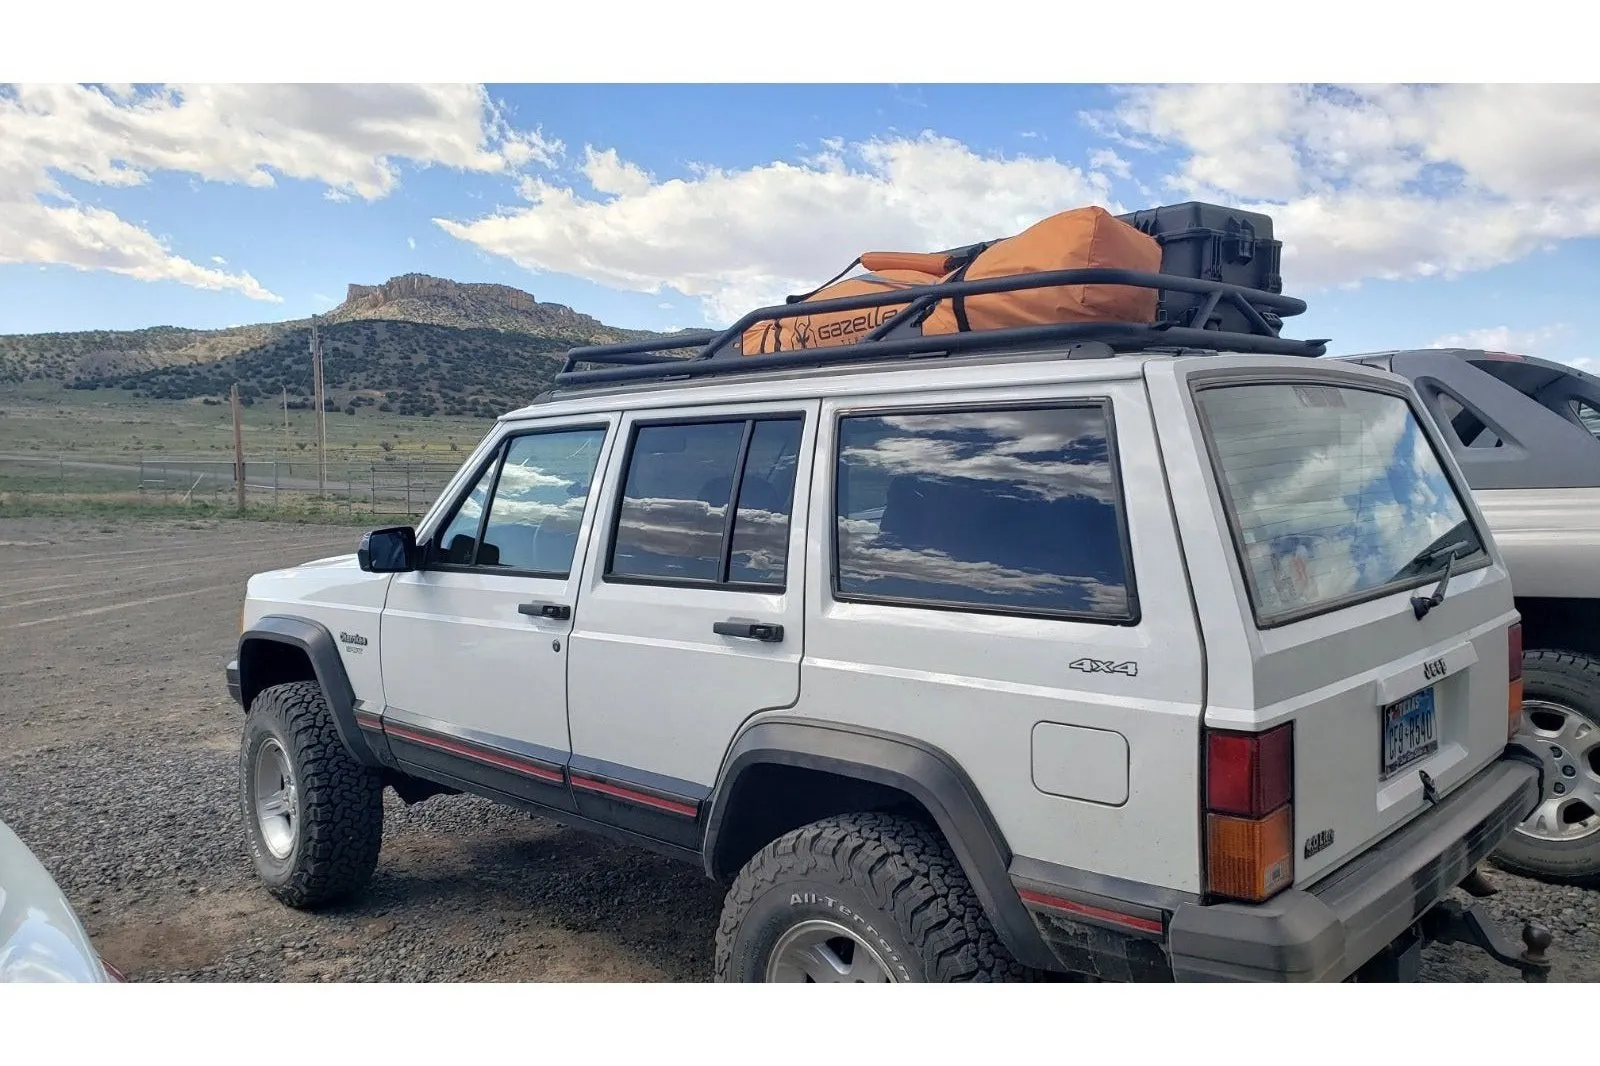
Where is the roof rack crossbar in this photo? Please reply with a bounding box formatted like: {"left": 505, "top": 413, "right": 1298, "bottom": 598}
{"left": 863, "top": 293, "right": 939, "bottom": 342}
{"left": 553, "top": 319, "right": 1328, "bottom": 390}
{"left": 1226, "top": 288, "right": 1277, "bottom": 337}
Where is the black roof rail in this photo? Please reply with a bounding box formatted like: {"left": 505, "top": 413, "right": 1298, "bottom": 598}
{"left": 553, "top": 266, "right": 1328, "bottom": 391}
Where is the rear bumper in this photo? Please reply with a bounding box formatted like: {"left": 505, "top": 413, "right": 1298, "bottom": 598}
{"left": 1167, "top": 744, "right": 1544, "bottom": 982}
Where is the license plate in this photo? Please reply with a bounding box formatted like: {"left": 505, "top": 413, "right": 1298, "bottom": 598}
{"left": 1382, "top": 687, "right": 1438, "bottom": 779}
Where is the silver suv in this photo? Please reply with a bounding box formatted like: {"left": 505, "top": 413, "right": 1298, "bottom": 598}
{"left": 226, "top": 205, "right": 1556, "bottom": 982}
{"left": 1338, "top": 347, "right": 1600, "bottom": 883}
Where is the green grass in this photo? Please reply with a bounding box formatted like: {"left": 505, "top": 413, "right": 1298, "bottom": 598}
{"left": 0, "top": 491, "right": 409, "bottom": 527}
{"left": 0, "top": 381, "right": 494, "bottom": 463}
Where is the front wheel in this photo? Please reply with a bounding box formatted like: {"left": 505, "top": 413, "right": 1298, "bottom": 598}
{"left": 713, "top": 812, "right": 1042, "bottom": 982}
{"left": 239, "top": 680, "right": 385, "bottom": 908}
{"left": 1494, "top": 650, "right": 1600, "bottom": 885}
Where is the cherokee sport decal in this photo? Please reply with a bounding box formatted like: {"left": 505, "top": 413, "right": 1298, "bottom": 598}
{"left": 339, "top": 631, "right": 369, "bottom": 654}
{"left": 1069, "top": 658, "right": 1138, "bottom": 677}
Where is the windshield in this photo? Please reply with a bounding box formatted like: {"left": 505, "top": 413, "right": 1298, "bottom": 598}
{"left": 1195, "top": 381, "right": 1486, "bottom": 626}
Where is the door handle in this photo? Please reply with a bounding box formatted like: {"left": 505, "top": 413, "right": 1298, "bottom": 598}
{"left": 714, "top": 620, "right": 784, "bottom": 643}
{"left": 518, "top": 601, "right": 571, "bottom": 620}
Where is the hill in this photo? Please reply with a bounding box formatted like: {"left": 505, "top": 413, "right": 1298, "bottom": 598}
{"left": 69, "top": 318, "right": 597, "bottom": 420}
{"left": 0, "top": 273, "right": 663, "bottom": 387}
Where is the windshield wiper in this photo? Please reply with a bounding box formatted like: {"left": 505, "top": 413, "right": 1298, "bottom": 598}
{"left": 1409, "top": 537, "right": 1474, "bottom": 620}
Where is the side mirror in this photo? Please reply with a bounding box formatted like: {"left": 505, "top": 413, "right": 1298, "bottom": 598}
{"left": 358, "top": 526, "right": 418, "bottom": 573}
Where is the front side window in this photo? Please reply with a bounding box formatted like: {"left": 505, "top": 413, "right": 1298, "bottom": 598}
{"left": 833, "top": 403, "right": 1135, "bottom": 620}
{"left": 435, "top": 462, "right": 496, "bottom": 565}
{"left": 608, "top": 415, "right": 804, "bottom": 588}
{"left": 433, "top": 426, "right": 607, "bottom": 575}
{"left": 1196, "top": 381, "right": 1485, "bottom": 626}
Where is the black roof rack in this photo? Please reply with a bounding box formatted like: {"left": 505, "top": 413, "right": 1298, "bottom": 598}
{"left": 552, "top": 266, "right": 1328, "bottom": 392}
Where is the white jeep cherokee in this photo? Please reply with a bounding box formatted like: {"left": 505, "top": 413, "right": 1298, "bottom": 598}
{"left": 226, "top": 225, "right": 1554, "bottom": 983}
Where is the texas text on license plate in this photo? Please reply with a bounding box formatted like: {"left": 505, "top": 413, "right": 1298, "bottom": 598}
{"left": 1382, "top": 686, "right": 1439, "bottom": 779}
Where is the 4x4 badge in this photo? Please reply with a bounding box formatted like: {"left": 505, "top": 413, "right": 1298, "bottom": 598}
{"left": 1069, "top": 658, "right": 1138, "bottom": 677}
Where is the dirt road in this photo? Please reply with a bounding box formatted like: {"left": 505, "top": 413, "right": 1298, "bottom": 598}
{"left": 1, "top": 515, "right": 1597, "bottom": 982}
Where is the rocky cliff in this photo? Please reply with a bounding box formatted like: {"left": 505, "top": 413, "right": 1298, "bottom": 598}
{"left": 323, "top": 273, "right": 642, "bottom": 344}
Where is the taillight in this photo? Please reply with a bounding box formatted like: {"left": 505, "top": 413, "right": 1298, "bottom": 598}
{"left": 1204, "top": 723, "right": 1294, "bottom": 904}
{"left": 1508, "top": 621, "right": 1524, "bottom": 739}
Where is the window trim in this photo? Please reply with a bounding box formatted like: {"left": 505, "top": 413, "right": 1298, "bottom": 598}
{"left": 1189, "top": 374, "right": 1493, "bottom": 631}
{"left": 827, "top": 397, "right": 1142, "bottom": 627}
{"left": 422, "top": 421, "right": 612, "bottom": 580}
{"left": 602, "top": 411, "right": 808, "bottom": 594}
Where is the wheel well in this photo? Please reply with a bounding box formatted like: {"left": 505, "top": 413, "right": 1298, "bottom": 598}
{"left": 238, "top": 638, "right": 317, "bottom": 709}
{"left": 707, "top": 762, "right": 935, "bottom": 881}
{"left": 1516, "top": 597, "right": 1600, "bottom": 660}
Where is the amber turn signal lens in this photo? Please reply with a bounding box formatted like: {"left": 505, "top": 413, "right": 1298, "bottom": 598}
{"left": 1206, "top": 805, "right": 1293, "bottom": 903}
{"left": 1508, "top": 622, "right": 1525, "bottom": 740}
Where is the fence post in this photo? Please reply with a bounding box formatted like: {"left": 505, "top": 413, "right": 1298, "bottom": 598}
{"left": 405, "top": 463, "right": 412, "bottom": 517}
{"left": 274, "top": 461, "right": 280, "bottom": 509}
{"left": 58, "top": 457, "right": 64, "bottom": 496}
{"left": 370, "top": 464, "right": 376, "bottom": 516}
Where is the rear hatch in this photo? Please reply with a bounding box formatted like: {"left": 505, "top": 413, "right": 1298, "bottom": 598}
{"left": 1145, "top": 356, "right": 1520, "bottom": 894}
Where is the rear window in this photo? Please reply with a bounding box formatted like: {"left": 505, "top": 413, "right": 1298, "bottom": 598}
{"left": 1196, "top": 381, "right": 1486, "bottom": 626}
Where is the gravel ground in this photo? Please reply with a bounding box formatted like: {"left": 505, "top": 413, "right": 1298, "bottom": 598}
{"left": 1, "top": 515, "right": 1597, "bottom": 983}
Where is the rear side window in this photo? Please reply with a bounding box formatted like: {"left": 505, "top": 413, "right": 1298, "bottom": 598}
{"left": 833, "top": 403, "right": 1135, "bottom": 621}
{"left": 1196, "top": 382, "right": 1486, "bottom": 627}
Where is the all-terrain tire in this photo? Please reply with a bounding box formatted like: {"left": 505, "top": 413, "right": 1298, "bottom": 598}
{"left": 238, "top": 680, "right": 385, "bottom": 909}
{"left": 1493, "top": 650, "right": 1600, "bottom": 885}
{"left": 713, "top": 811, "right": 1053, "bottom": 982}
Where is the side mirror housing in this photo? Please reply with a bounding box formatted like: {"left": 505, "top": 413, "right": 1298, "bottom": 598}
{"left": 358, "top": 526, "right": 418, "bottom": 573}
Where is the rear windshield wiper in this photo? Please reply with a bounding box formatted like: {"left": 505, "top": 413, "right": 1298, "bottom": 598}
{"left": 1399, "top": 525, "right": 1479, "bottom": 620}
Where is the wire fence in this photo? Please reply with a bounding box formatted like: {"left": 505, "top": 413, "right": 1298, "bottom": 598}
{"left": 0, "top": 455, "right": 461, "bottom": 517}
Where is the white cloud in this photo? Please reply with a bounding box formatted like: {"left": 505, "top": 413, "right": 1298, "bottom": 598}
{"left": 581, "top": 146, "right": 653, "bottom": 198}
{"left": 1088, "top": 148, "right": 1131, "bottom": 180}
{"left": 211, "top": 254, "right": 227, "bottom": 265}
{"left": 437, "top": 132, "right": 1115, "bottom": 323}
{"left": 1428, "top": 325, "right": 1567, "bottom": 354}
{"left": 1426, "top": 324, "right": 1598, "bottom": 374}
{"left": 0, "top": 83, "right": 549, "bottom": 301}
{"left": 407, "top": 236, "right": 417, "bottom": 250}
{"left": 1087, "top": 84, "right": 1600, "bottom": 291}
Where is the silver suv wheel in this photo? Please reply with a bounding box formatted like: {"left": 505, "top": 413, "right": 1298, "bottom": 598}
{"left": 1516, "top": 698, "right": 1600, "bottom": 844}
{"left": 251, "top": 736, "right": 300, "bottom": 860}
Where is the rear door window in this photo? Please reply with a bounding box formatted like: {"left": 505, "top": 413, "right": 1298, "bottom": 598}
{"left": 1195, "top": 381, "right": 1486, "bottom": 627}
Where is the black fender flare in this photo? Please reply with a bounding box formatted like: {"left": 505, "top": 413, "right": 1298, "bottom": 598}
{"left": 701, "top": 716, "right": 1056, "bottom": 971}
{"left": 235, "top": 615, "right": 389, "bottom": 769}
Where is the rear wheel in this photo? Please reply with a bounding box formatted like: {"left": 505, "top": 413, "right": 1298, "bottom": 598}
{"left": 713, "top": 811, "right": 1048, "bottom": 982}
{"left": 1494, "top": 650, "right": 1600, "bottom": 884}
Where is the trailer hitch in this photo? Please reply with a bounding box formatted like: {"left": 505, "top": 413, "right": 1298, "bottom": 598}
{"left": 1420, "top": 899, "right": 1554, "bottom": 982}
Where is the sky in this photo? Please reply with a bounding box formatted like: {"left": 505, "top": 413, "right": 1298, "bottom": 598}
{"left": 2, "top": 81, "right": 1599, "bottom": 372}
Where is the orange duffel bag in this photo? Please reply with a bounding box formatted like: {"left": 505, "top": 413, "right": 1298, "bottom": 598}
{"left": 739, "top": 205, "right": 1162, "bottom": 356}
